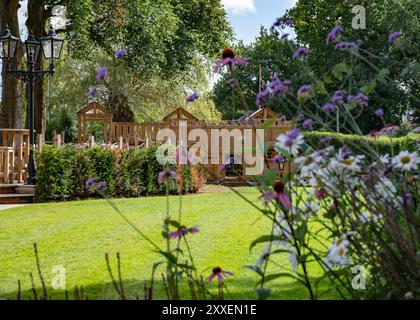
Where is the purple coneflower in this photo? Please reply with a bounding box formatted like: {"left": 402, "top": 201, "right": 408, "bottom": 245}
{"left": 115, "top": 49, "right": 127, "bottom": 58}
{"left": 335, "top": 42, "right": 358, "bottom": 51}
{"left": 213, "top": 48, "right": 249, "bottom": 71}
{"left": 326, "top": 25, "right": 344, "bottom": 44}
{"left": 314, "top": 189, "right": 328, "bottom": 200}
{"left": 186, "top": 92, "right": 200, "bottom": 102}
{"left": 259, "top": 190, "right": 276, "bottom": 208}
{"left": 322, "top": 102, "right": 336, "bottom": 113}
{"left": 388, "top": 31, "right": 401, "bottom": 43}
{"left": 375, "top": 108, "right": 384, "bottom": 118}
{"left": 273, "top": 181, "right": 291, "bottom": 210}
{"left": 96, "top": 67, "right": 107, "bottom": 81}
{"left": 169, "top": 226, "right": 199, "bottom": 239}
{"left": 158, "top": 168, "right": 177, "bottom": 185}
{"left": 293, "top": 47, "right": 309, "bottom": 59}
{"left": 208, "top": 267, "right": 233, "bottom": 285}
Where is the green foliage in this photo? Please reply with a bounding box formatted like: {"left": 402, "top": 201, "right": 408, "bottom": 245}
{"left": 35, "top": 145, "right": 203, "bottom": 202}
{"left": 286, "top": 0, "right": 420, "bottom": 130}
{"left": 303, "top": 131, "right": 420, "bottom": 160}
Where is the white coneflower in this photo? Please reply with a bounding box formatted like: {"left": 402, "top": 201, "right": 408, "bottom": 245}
{"left": 294, "top": 153, "right": 321, "bottom": 175}
{"left": 325, "top": 235, "right": 350, "bottom": 268}
{"left": 393, "top": 151, "right": 420, "bottom": 171}
{"left": 275, "top": 128, "right": 305, "bottom": 157}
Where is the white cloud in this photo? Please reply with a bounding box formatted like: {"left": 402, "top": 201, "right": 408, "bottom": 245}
{"left": 222, "top": 0, "right": 256, "bottom": 15}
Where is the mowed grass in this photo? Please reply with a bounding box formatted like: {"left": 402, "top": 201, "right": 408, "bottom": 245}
{"left": 0, "top": 186, "right": 336, "bottom": 300}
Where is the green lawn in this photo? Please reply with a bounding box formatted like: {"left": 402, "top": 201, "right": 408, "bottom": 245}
{"left": 0, "top": 186, "right": 336, "bottom": 300}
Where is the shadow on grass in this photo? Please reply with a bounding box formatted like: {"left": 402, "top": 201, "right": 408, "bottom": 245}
{"left": 1, "top": 275, "right": 343, "bottom": 300}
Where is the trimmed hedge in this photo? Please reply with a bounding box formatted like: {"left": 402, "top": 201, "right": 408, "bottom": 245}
{"left": 35, "top": 145, "right": 204, "bottom": 202}
{"left": 303, "top": 131, "right": 420, "bottom": 160}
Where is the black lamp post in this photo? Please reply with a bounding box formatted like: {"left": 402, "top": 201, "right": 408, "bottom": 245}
{"left": 0, "top": 26, "right": 64, "bottom": 185}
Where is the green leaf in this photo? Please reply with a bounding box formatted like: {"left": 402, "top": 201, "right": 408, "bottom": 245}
{"left": 323, "top": 74, "right": 334, "bottom": 84}
{"left": 257, "top": 169, "right": 277, "bottom": 187}
{"left": 377, "top": 68, "right": 389, "bottom": 83}
{"left": 334, "top": 63, "right": 352, "bottom": 74}
{"left": 260, "top": 118, "right": 275, "bottom": 129}
{"left": 168, "top": 220, "right": 180, "bottom": 228}
{"left": 332, "top": 68, "right": 343, "bottom": 81}
{"left": 243, "top": 265, "right": 263, "bottom": 276}
{"left": 315, "top": 80, "right": 328, "bottom": 95}
{"left": 250, "top": 235, "right": 283, "bottom": 252}
{"left": 361, "top": 80, "right": 377, "bottom": 95}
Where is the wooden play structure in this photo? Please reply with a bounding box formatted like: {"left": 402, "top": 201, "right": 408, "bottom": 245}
{"left": 77, "top": 104, "right": 293, "bottom": 182}
{"left": 0, "top": 129, "right": 30, "bottom": 184}
{"left": 0, "top": 104, "right": 292, "bottom": 190}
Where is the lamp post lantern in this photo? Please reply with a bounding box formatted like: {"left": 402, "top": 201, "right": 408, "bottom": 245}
{"left": 0, "top": 25, "right": 64, "bottom": 185}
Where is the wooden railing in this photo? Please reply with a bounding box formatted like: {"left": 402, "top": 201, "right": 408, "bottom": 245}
{"left": 111, "top": 120, "right": 293, "bottom": 145}
{"left": 0, "top": 129, "right": 30, "bottom": 184}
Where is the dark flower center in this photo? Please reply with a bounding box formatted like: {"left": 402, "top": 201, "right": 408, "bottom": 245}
{"left": 212, "top": 267, "right": 222, "bottom": 275}
{"left": 273, "top": 181, "right": 285, "bottom": 193}
{"left": 401, "top": 156, "right": 411, "bottom": 164}
{"left": 222, "top": 48, "right": 235, "bottom": 59}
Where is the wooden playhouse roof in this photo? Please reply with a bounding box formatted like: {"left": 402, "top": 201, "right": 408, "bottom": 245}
{"left": 163, "top": 107, "right": 199, "bottom": 122}
{"left": 246, "top": 108, "right": 278, "bottom": 120}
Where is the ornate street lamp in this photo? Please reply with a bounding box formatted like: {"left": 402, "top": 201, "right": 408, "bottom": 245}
{"left": 0, "top": 25, "right": 64, "bottom": 185}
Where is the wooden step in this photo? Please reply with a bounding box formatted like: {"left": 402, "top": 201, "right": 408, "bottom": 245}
{"left": 15, "top": 185, "right": 35, "bottom": 195}
{"left": 0, "top": 185, "right": 17, "bottom": 194}
{"left": 0, "top": 194, "right": 34, "bottom": 204}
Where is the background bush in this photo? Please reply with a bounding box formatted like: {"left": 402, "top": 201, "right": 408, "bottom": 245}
{"left": 36, "top": 145, "right": 204, "bottom": 202}
{"left": 304, "top": 131, "right": 420, "bottom": 161}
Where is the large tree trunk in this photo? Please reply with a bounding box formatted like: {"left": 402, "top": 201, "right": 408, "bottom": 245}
{"left": 0, "top": 0, "right": 23, "bottom": 129}
{"left": 26, "top": 0, "right": 48, "bottom": 138}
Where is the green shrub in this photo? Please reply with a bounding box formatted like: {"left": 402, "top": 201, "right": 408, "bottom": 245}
{"left": 35, "top": 145, "right": 203, "bottom": 202}
{"left": 303, "top": 131, "right": 420, "bottom": 161}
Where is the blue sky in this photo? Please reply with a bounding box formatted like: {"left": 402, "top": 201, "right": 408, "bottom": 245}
{"left": 222, "top": 0, "right": 297, "bottom": 43}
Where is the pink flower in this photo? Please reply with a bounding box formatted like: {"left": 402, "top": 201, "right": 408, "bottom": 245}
{"left": 314, "top": 189, "right": 328, "bottom": 200}
{"left": 208, "top": 267, "right": 233, "bottom": 285}
{"left": 169, "top": 226, "right": 199, "bottom": 239}
{"left": 273, "top": 181, "right": 292, "bottom": 210}
{"left": 213, "top": 57, "right": 249, "bottom": 71}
